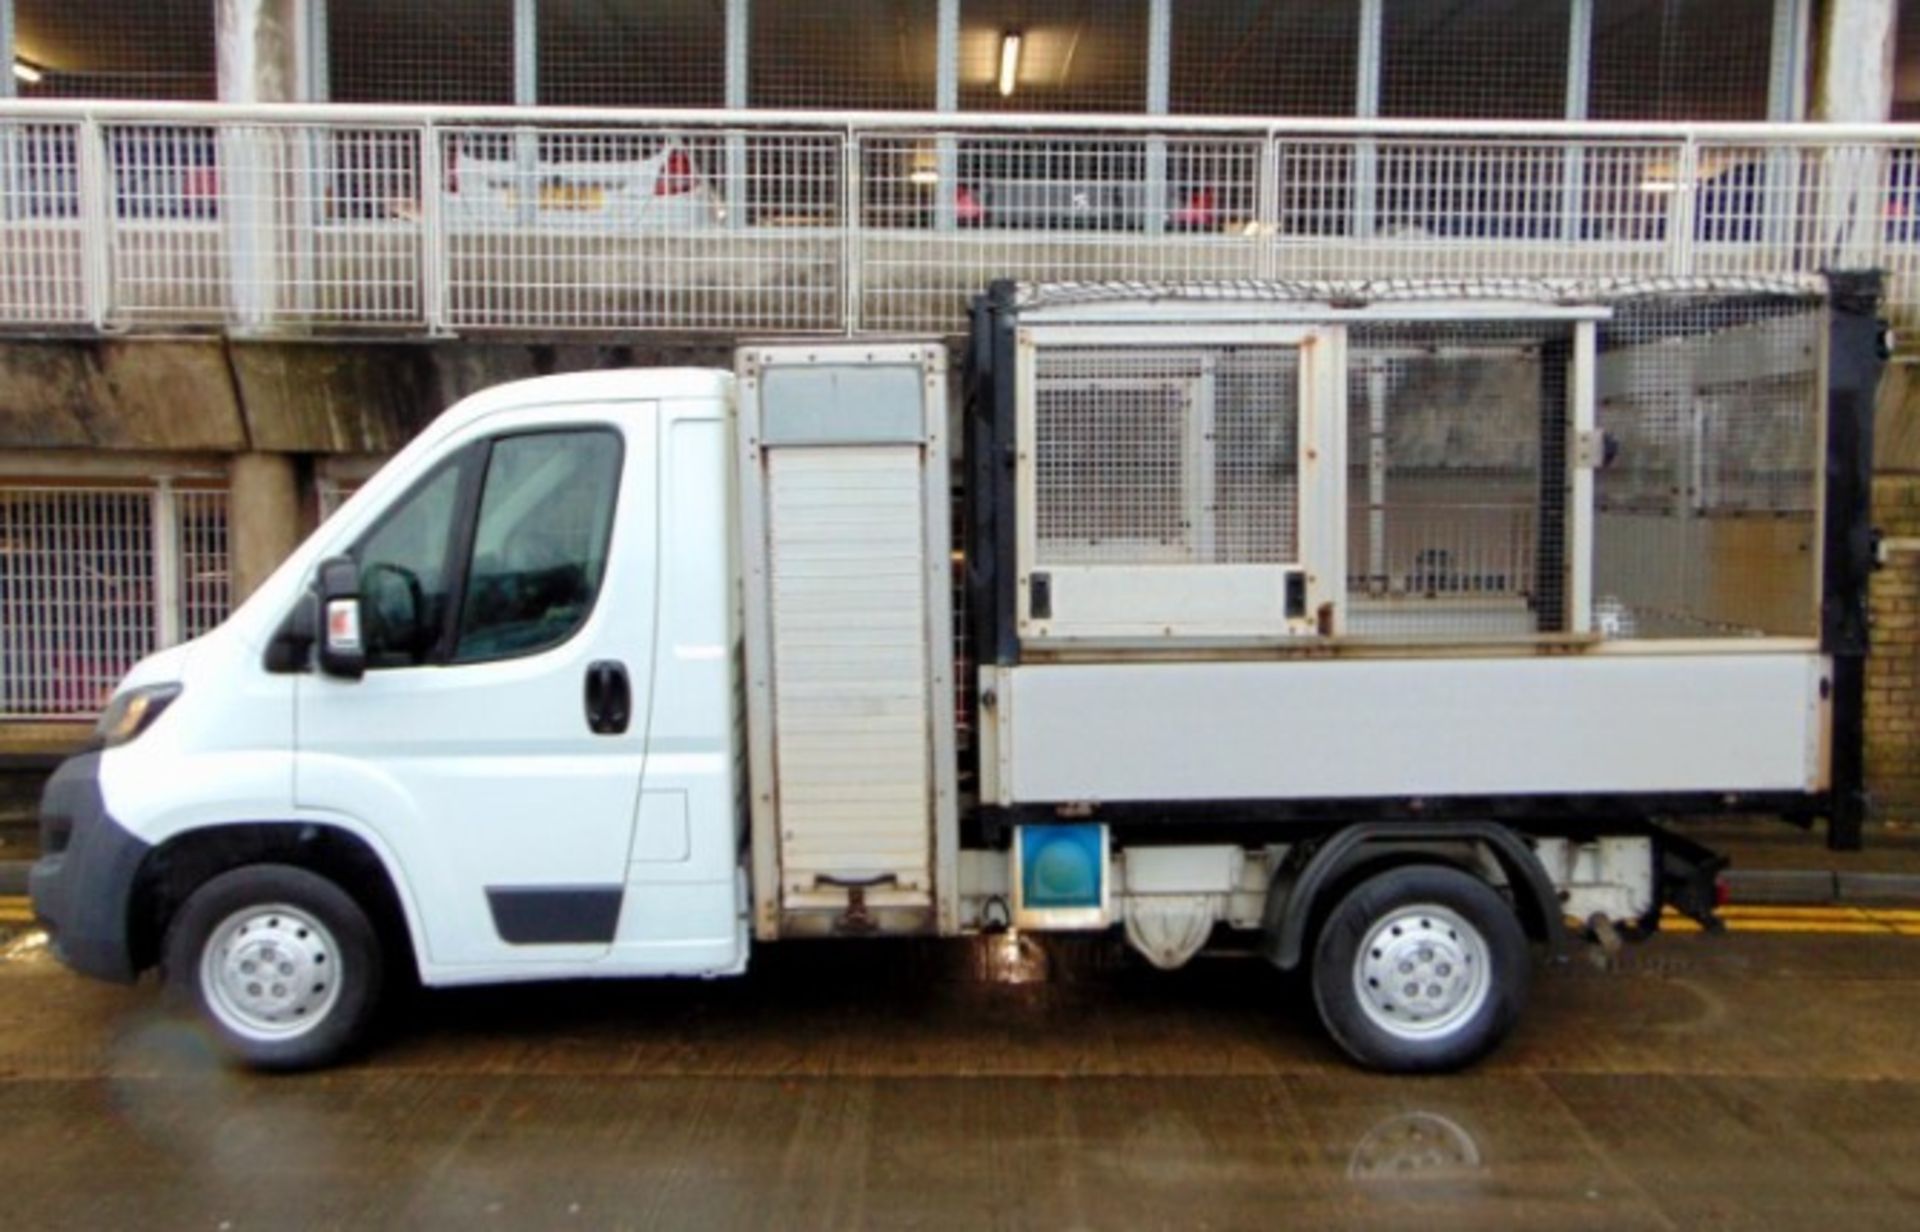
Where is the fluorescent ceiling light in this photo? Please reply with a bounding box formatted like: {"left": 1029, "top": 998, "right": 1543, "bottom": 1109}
{"left": 13, "top": 60, "right": 43, "bottom": 85}
{"left": 1637, "top": 179, "right": 1682, "bottom": 194}
{"left": 998, "top": 31, "right": 1022, "bottom": 97}
{"left": 908, "top": 167, "right": 940, "bottom": 186}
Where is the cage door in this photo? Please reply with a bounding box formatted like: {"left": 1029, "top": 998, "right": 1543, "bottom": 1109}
{"left": 1017, "top": 329, "right": 1343, "bottom": 641}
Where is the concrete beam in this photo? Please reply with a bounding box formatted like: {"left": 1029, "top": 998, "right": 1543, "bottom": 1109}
{"left": 0, "top": 341, "right": 246, "bottom": 452}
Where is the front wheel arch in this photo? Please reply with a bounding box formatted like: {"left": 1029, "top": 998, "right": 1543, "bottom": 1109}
{"left": 131, "top": 821, "right": 418, "bottom": 984}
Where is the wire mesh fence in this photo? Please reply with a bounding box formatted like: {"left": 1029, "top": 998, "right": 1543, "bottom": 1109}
{"left": 752, "top": 0, "right": 940, "bottom": 111}
{"left": 0, "top": 121, "right": 86, "bottom": 323}
{"left": 956, "top": 0, "right": 1149, "bottom": 114}
{"left": 327, "top": 0, "right": 517, "bottom": 105}
{"left": 538, "top": 0, "right": 727, "bottom": 109}
{"left": 0, "top": 111, "right": 1917, "bottom": 338}
{"left": 1381, "top": 0, "right": 1572, "bottom": 121}
{"left": 1589, "top": 0, "right": 1775, "bottom": 121}
{"left": 0, "top": 0, "right": 1804, "bottom": 122}
{"left": 439, "top": 125, "right": 844, "bottom": 331}
{"left": 11, "top": 0, "right": 215, "bottom": 101}
{"left": 1169, "top": 0, "right": 1358, "bottom": 118}
{"left": 0, "top": 481, "right": 228, "bottom": 718}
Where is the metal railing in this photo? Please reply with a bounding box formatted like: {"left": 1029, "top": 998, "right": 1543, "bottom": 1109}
{"left": 0, "top": 101, "right": 1916, "bottom": 338}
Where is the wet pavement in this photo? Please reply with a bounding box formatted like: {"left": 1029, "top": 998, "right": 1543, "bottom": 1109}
{"left": 1, "top": 929, "right": 1918, "bottom": 1230}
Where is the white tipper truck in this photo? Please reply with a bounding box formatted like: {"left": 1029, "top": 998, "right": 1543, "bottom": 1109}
{"left": 30, "top": 275, "right": 1886, "bottom": 1072}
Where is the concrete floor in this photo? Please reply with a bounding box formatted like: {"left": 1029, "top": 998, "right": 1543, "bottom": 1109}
{"left": 1, "top": 930, "right": 1918, "bottom": 1231}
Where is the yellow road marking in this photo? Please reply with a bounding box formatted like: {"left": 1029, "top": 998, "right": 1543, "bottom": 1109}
{"left": 1658, "top": 905, "right": 1920, "bottom": 935}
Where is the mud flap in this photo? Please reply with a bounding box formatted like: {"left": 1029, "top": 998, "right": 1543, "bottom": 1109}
{"left": 1652, "top": 824, "right": 1727, "bottom": 932}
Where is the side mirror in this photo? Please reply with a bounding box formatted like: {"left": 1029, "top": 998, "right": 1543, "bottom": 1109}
{"left": 316, "top": 555, "right": 366, "bottom": 680}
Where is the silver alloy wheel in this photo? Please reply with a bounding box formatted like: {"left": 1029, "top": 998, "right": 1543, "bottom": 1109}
{"left": 198, "top": 903, "right": 343, "bottom": 1042}
{"left": 1351, "top": 903, "right": 1492, "bottom": 1042}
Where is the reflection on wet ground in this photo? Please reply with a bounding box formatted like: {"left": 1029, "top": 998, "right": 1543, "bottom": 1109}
{"left": 3, "top": 932, "right": 1919, "bottom": 1229}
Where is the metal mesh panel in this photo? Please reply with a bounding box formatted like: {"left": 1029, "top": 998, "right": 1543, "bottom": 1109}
{"left": 538, "top": 0, "right": 726, "bottom": 108}
{"left": 0, "top": 121, "right": 87, "bottom": 323}
{"left": 1381, "top": 0, "right": 1571, "bottom": 120}
{"left": 1270, "top": 139, "right": 1684, "bottom": 281}
{"left": 1346, "top": 323, "right": 1562, "bottom": 640}
{"left": 176, "top": 487, "right": 230, "bottom": 638}
{"left": 0, "top": 481, "right": 231, "bottom": 717}
{"left": 1590, "top": 0, "right": 1774, "bottom": 121}
{"left": 101, "top": 123, "right": 225, "bottom": 324}
{"left": 0, "top": 486, "right": 152, "bottom": 716}
{"left": 753, "top": 0, "right": 939, "bottom": 111}
{"left": 441, "top": 126, "right": 842, "bottom": 330}
{"left": 958, "top": 0, "right": 1148, "bottom": 113}
{"left": 328, "top": 0, "right": 515, "bottom": 105}
{"left": 1169, "top": 0, "right": 1358, "bottom": 117}
{"left": 1594, "top": 295, "right": 1822, "bottom": 637}
{"left": 859, "top": 132, "right": 1262, "bottom": 330}
{"left": 1032, "top": 346, "right": 1299, "bottom": 567}
{"left": 12, "top": 0, "right": 214, "bottom": 100}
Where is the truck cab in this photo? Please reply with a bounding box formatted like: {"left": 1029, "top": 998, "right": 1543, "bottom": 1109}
{"left": 32, "top": 370, "right": 752, "bottom": 1066}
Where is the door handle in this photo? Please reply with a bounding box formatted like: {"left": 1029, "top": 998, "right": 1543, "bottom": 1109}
{"left": 584, "top": 660, "right": 631, "bottom": 735}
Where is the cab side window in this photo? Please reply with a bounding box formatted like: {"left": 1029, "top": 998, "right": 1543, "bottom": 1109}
{"left": 453, "top": 430, "right": 622, "bottom": 663}
{"left": 353, "top": 456, "right": 468, "bottom": 669}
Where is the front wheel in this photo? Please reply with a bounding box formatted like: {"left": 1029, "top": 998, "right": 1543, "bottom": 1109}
{"left": 1310, "top": 865, "right": 1529, "bottom": 1073}
{"left": 163, "top": 863, "right": 385, "bottom": 1071}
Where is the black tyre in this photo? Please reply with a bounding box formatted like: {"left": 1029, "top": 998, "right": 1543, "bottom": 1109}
{"left": 162, "top": 863, "right": 385, "bottom": 1071}
{"left": 1310, "top": 865, "right": 1529, "bottom": 1073}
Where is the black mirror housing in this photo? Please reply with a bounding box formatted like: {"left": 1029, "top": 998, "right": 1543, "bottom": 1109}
{"left": 316, "top": 555, "right": 366, "bottom": 680}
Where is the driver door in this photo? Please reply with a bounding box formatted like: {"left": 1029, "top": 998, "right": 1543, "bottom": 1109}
{"left": 295, "top": 416, "right": 657, "bottom": 970}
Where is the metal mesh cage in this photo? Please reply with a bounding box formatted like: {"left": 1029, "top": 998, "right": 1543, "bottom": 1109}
{"left": 12, "top": 0, "right": 215, "bottom": 100}
{"left": 1032, "top": 346, "right": 1299, "bottom": 568}
{"left": 1346, "top": 322, "right": 1564, "bottom": 640}
{"left": 1594, "top": 292, "right": 1823, "bottom": 637}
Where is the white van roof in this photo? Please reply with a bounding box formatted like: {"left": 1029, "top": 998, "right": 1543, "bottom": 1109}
{"left": 439, "top": 368, "right": 734, "bottom": 431}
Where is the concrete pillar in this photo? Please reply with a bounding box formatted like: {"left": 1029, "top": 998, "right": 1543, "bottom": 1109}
{"left": 216, "top": 2, "right": 313, "bottom": 330}
{"left": 1814, "top": 0, "right": 1896, "bottom": 123}
{"left": 1813, "top": 0, "right": 1897, "bottom": 268}
{"left": 229, "top": 452, "right": 305, "bottom": 602}
{"left": 217, "top": 0, "right": 308, "bottom": 104}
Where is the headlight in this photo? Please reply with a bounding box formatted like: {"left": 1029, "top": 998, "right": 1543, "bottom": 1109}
{"left": 94, "top": 684, "right": 182, "bottom": 749}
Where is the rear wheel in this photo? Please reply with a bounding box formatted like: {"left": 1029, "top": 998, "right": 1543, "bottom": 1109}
{"left": 163, "top": 863, "right": 384, "bottom": 1071}
{"left": 1310, "top": 865, "right": 1528, "bottom": 1073}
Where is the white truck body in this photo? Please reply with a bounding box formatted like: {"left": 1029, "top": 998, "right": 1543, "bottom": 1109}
{"left": 31, "top": 275, "right": 1882, "bottom": 1071}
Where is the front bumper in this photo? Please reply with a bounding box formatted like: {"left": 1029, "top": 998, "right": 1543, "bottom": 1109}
{"left": 28, "top": 752, "right": 149, "bottom": 983}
